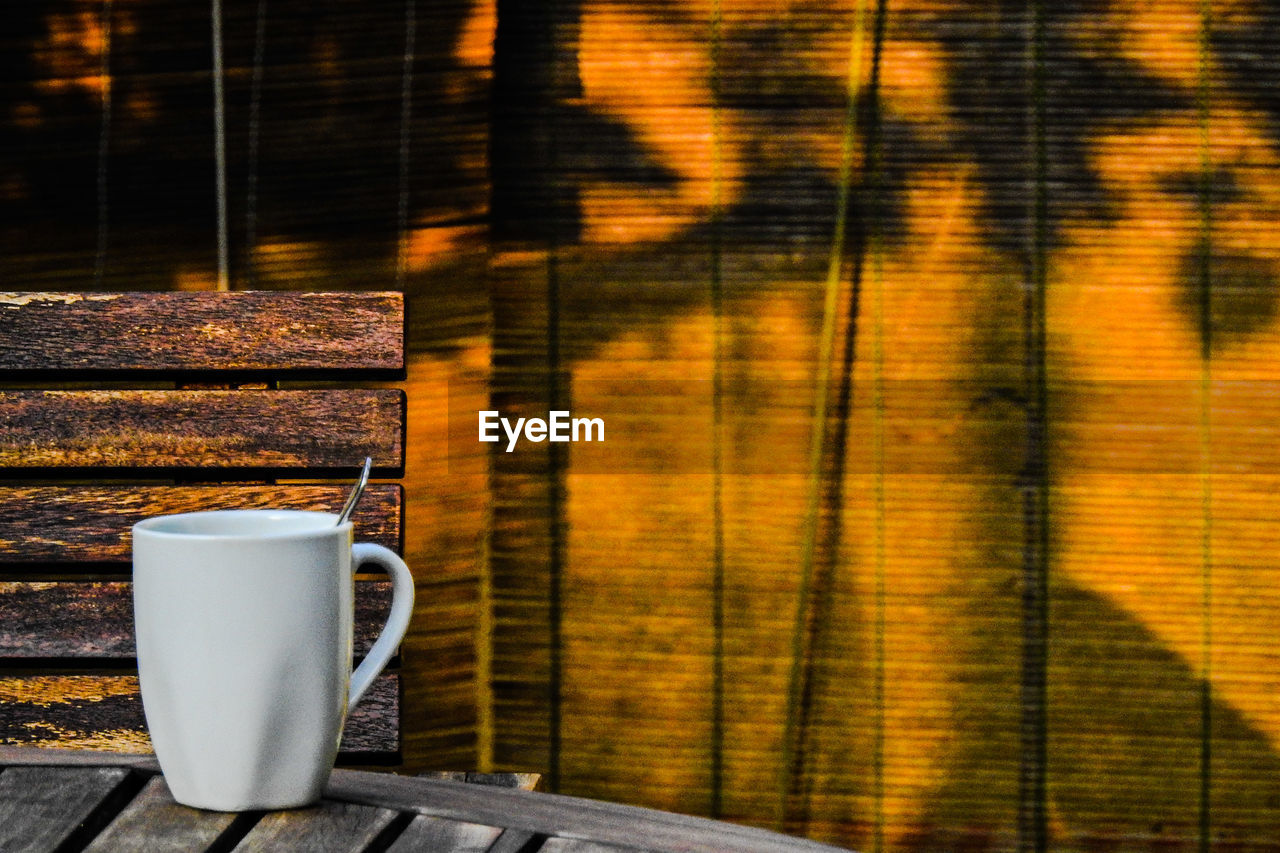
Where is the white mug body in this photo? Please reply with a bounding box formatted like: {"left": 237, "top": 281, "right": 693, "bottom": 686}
{"left": 133, "top": 510, "right": 369, "bottom": 811}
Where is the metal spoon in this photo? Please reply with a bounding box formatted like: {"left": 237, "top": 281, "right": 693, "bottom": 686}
{"left": 336, "top": 456, "right": 373, "bottom": 526}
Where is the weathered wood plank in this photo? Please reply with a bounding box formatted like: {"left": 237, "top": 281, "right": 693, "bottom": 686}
{"left": 0, "top": 580, "right": 393, "bottom": 659}
{"left": 484, "top": 828, "right": 544, "bottom": 853}
{"left": 0, "top": 484, "right": 401, "bottom": 562}
{"left": 0, "top": 674, "right": 399, "bottom": 758}
{"left": 0, "top": 750, "right": 850, "bottom": 852}
{"left": 324, "top": 770, "right": 851, "bottom": 853}
{"left": 83, "top": 775, "right": 240, "bottom": 853}
{"left": 0, "top": 292, "right": 403, "bottom": 374}
{"left": 541, "top": 839, "right": 638, "bottom": 853}
{"left": 418, "top": 771, "right": 544, "bottom": 792}
{"left": 471, "top": 772, "right": 544, "bottom": 792}
{"left": 229, "top": 799, "right": 401, "bottom": 852}
{"left": 338, "top": 673, "right": 401, "bottom": 758}
{"left": 382, "top": 814, "right": 504, "bottom": 853}
{"left": 0, "top": 390, "right": 404, "bottom": 473}
{"left": 0, "top": 765, "right": 134, "bottom": 853}
{"left": 0, "top": 746, "right": 159, "bottom": 771}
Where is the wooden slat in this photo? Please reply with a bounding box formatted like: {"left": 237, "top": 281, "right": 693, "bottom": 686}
{"left": 0, "top": 749, "right": 851, "bottom": 852}
{"left": 419, "top": 771, "right": 545, "bottom": 791}
{"left": 485, "top": 829, "right": 544, "bottom": 853}
{"left": 0, "top": 390, "right": 404, "bottom": 473}
{"left": 541, "top": 839, "right": 638, "bottom": 853}
{"left": 229, "top": 800, "right": 401, "bottom": 852}
{"left": 0, "top": 746, "right": 160, "bottom": 771}
{"left": 0, "top": 674, "right": 400, "bottom": 759}
{"left": 0, "top": 581, "right": 393, "bottom": 659}
{"left": 0, "top": 484, "right": 402, "bottom": 562}
{"left": 82, "top": 775, "right": 240, "bottom": 853}
{"left": 0, "top": 292, "right": 403, "bottom": 374}
{"left": 382, "top": 814, "right": 504, "bottom": 853}
{"left": 324, "top": 770, "right": 851, "bottom": 853}
{"left": 0, "top": 765, "right": 134, "bottom": 853}
{"left": 339, "top": 674, "right": 401, "bottom": 757}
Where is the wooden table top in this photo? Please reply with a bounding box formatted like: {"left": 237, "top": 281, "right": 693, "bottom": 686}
{"left": 0, "top": 747, "right": 850, "bottom": 852}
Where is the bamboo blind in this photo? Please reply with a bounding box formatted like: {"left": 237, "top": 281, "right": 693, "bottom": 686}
{"left": 489, "top": 0, "right": 1280, "bottom": 849}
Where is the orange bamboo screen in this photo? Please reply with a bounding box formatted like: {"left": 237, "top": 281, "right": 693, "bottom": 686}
{"left": 488, "top": 0, "right": 1280, "bottom": 849}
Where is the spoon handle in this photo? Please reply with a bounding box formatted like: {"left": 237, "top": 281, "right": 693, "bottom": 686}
{"left": 336, "top": 456, "right": 373, "bottom": 526}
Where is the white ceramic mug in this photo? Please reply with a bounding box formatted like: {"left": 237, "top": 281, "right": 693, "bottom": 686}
{"left": 132, "top": 509, "right": 414, "bottom": 811}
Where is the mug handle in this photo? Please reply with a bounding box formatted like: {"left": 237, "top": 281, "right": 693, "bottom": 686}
{"left": 348, "top": 543, "right": 415, "bottom": 713}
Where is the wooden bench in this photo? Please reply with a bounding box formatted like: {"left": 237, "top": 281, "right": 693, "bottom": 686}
{"left": 0, "top": 290, "right": 406, "bottom": 764}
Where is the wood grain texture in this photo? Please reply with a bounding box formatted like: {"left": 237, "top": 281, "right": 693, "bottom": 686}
{"left": 0, "top": 580, "right": 393, "bottom": 659}
{"left": 0, "top": 749, "right": 851, "bottom": 852}
{"left": 484, "top": 828, "right": 543, "bottom": 853}
{"left": 0, "top": 765, "right": 134, "bottom": 853}
{"left": 381, "top": 814, "right": 504, "bottom": 853}
{"left": 229, "top": 800, "right": 402, "bottom": 852}
{"left": 0, "top": 746, "right": 160, "bottom": 770}
{"left": 541, "top": 839, "right": 636, "bottom": 853}
{"left": 419, "top": 771, "right": 544, "bottom": 791}
{"left": 339, "top": 674, "right": 402, "bottom": 758}
{"left": 0, "top": 484, "right": 402, "bottom": 562}
{"left": 0, "top": 292, "right": 403, "bottom": 374}
{"left": 0, "top": 390, "right": 404, "bottom": 473}
{"left": 324, "top": 768, "right": 850, "bottom": 852}
{"left": 0, "top": 674, "right": 399, "bottom": 759}
{"left": 82, "top": 775, "right": 239, "bottom": 853}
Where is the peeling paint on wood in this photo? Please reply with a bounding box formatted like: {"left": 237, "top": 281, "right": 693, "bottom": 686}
{"left": 0, "top": 292, "right": 121, "bottom": 308}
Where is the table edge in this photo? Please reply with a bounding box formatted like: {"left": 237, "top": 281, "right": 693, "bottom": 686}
{"left": 0, "top": 747, "right": 851, "bottom": 853}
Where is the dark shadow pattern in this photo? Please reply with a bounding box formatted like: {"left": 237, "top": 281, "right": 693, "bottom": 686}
{"left": 0, "top": 0, "right": 479, "bottom": 286}
{"left": 925, "top": 0, "right": 1193, "bottom": 253}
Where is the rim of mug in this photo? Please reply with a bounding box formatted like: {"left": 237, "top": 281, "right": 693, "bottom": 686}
{"left": 133, "top": 509, "right": 350, "bottom": 541}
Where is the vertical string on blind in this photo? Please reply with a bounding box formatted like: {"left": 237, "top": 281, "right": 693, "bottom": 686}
{"left": 546, "top": 225, "right": 565, "bottom": 797}
{"left": 1195, "top": 0, "right": 1214, "bottom": 845}
{"left": 93, "top": 0, "right": 113, "bottom": 289}
{"left": 243, "top": 0, "right": 267, "bottom": 290}
{"left": 1019, "top": 0, "right": 1049, "bottom": 849}
{"left": 545, "top": 0, "right": 570, "bottom": 795}
{"left": 778, "top": 0, "right": 874, "bottom": 834}
{"left": 709, "top": 0, "right": 727, "bottom": 821}
{"left": 211, "top": 0, "right": 230, "bottom": 292}
{"left": 396, "top": 0, "right": 417, "bottom": 291}
{"left": 866, "top": 3, "right": 888, "bottom": 848}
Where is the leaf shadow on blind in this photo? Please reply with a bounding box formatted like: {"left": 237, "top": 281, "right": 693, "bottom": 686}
{"left": 488, "top": 0, "right": 1280, "bottom": 849}
{"left": 913, "top": 582, "right": 1280, "bottom": 847}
